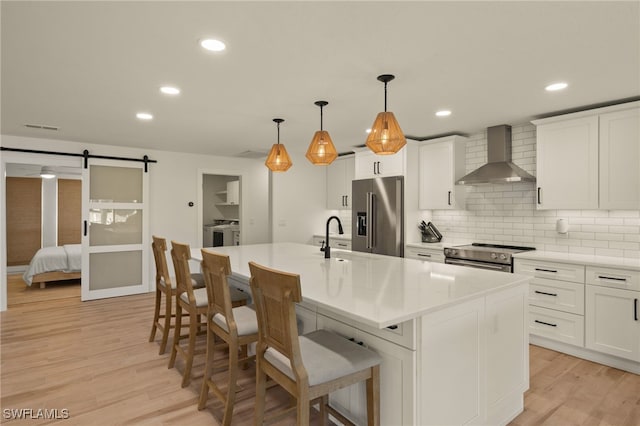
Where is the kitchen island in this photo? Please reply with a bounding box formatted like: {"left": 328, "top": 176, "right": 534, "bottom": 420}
{"left": 197, "top": 243, "right": 531, "bottom": 426}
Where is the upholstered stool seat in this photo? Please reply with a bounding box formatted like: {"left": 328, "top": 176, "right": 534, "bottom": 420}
{"left": 265, "top": 329, "right": 381, "bottom": 386}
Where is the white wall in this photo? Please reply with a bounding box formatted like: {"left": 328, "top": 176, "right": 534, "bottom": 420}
{"left": 1, "top": 134, "right": 271, "bottom": 311}
{"left": 429, "top": 124, "right": 640, "bottom": 258}
{"left": 271, "top": 151, "right": 329, "bottom": 244}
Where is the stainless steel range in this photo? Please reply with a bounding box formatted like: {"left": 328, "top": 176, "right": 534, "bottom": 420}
{"left": 444, "top": 243, "right": 535, "bottom": 272}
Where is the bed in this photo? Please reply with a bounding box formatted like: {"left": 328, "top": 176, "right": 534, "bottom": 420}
{"left": 22, "top": 244, "right": 81, "bottom": 288}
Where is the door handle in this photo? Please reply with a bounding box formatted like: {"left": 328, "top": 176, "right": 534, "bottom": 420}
{"left": 447, "top": 191, "right": 452, "bottom": 206}
{"left": 634, "top": 298, "right": 638, "bottom": 321}
{"left": 344, "top": 195, "right": 348, "bottom": 207}
{"left": 537, "top": 187, "right": 542, "bottom": 205}
{"left": 84, "top": 220, "right": 88, "bottom": 237}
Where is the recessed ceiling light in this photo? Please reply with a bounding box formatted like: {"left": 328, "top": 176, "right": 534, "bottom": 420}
{"left": 136, "top": 112, "right": 153, "bottom": 120}
{"left": 160, "top": 86, "right": 180, "bottom": 95}
{"left": 200, "top": 38, "right": 226, "bottom": 52}
{"left": 435, "top": 110, "right": 452, "bottom": 117}
{"left": 545, "top": 82, "right": 568, "bottom": 91}
{"left": 366, "top": 128, "right": 372, "bottom": 134}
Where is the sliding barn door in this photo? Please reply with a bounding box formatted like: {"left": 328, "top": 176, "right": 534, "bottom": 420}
{"left": 81, "top": 160, "right": 149, "bottom": 301}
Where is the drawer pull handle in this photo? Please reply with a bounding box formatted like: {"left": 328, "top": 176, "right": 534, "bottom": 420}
{"left": 386, "top": 325, "right": 399, "bottom": 330}
{"left": 337, "top": 243, "right": 347, "bottom": 247}
{"left": 598, "top": 275, "right": 627, "bottom": 282}
{"left": 635, "top": 298, "right": 638, "bottom": 321}
{"left": 535, "top": 268, "right": 557, "bottom": 273}
{"left": 535, "top": 290, "right": 558, "bottom": 297}
{"left": 535, "top": 319, "right": 557, "bottom": 328}
{"left": 417, "top": 253, "right": 431, "bottom": 258}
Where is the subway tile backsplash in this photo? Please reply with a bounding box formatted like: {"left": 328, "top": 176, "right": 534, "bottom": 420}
{"left": 430, "top": 123, "right": 640, "bottom": 259}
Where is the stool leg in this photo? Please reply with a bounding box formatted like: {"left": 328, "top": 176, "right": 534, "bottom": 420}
{"left": 254, "top": 362, "right": 267, "bottom": 426}
{"left": 159, "top": 289, "right": 172, "bottom": 355}
{"left": 198, "top": 323, "right": 216, "bottom": 410}
{"left": 149, "top": 287, "right": 161, "bottom": 342}
{"left": 366, "top": 365, "right": 380, "bottom": 426}
{"left": 168, "top": 301, "right": 182, "bottom": 369}
{"left": 222, "top": 337, "right": 239, "bottom": 426}
{"left": 296, "top": 390, "right": 310, "bottom": 426}
{"left": 181, "top": 311, "right": 198, "bottom": 387}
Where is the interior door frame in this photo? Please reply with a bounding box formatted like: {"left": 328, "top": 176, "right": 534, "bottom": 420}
{"left": 0, "top": 151, "right": 82, "bottom": 312}
{"left": 197, "top": 168, "right": 244, "bottom": 247}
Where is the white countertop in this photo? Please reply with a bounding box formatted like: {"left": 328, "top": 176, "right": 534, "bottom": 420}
{"left": 513, "top": 250, "right": 640, "bottom": 271}
{"left": 193, "top": 243, "right": 529, "bottom": 329}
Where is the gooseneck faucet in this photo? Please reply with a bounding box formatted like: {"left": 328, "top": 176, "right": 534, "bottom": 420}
{"left": 324, "top": 215, "right": 344, "bottom": 259}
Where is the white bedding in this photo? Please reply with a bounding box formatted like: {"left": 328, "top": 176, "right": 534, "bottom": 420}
{"left": 22, "top": 244, "right": 81, "bottom": 286}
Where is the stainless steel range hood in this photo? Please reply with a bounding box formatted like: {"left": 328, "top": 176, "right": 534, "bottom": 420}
{"left": 456, "top": 125, "right": 536, "bottom": 185}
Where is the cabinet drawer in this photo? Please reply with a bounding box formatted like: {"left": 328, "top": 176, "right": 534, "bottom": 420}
{"left": 586, "top": 266, "right": 640, "bottom": 291}
{"left": 529, "top": 277, "right": 585, "bottom": 315}
{"left": 317, "top": 307, "right": 416, "bottom": 350}
{"left": 528, "top": 306, "right": 584, "bottom": 347}
{"left": 514, "top": 259, "right": 585, "bottom": 283}
{"left": 332, "top": 239, "right": 352, "bottom": 251}
{"left": 405, "top": 246, "right": 445, "bottom": 263}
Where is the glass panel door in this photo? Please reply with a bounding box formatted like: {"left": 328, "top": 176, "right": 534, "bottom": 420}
{"left": 81, "top": 161, "right": 149, "bottom": 300}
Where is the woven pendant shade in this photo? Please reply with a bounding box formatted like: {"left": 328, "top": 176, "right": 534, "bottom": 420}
{"left": 365, "top": 74, "right": 406, "bottom": 155}
{"left": 365, "top": 111, "right": 406, "bottom": 155}
{"left": 306, "top": 130, "right": 338, "bottom": 165}
{"left": 265, "top": 143, "right": 292, "bottom": 172}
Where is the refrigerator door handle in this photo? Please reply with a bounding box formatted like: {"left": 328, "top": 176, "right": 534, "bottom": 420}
{"left": 366, "top": 191, "right": 373, "bottom": 249}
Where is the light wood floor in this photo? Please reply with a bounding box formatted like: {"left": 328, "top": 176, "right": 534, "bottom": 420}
{"left": 2, "top": 274, "right": 639, "bottom": 425}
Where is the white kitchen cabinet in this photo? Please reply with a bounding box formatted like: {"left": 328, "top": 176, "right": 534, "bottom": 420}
{"left": 226, "top": 180, "right": 239, "bottom": 205}
{"left": 295, "top": 303, "right": 317, "bottom": 335}
{"left": 317, "top": 313, "right": 415, "bottom": 426}
{"left": 586, "top": 285, "right": 639, "bottom": 362}
{"left": 599, "top": 107, "right": 640, "bottom": 210}
{"left": 514, "top": 258, "right": 586, "bottom": 347}
{"left": 312, "top": 235, "right": 351, "bottom": 251}
{"left": 327, "top": 156, "right": 355, "bottom": 209}
{"left": 585, "top": 265, "right": 640, "bottom": 362}
{"left": 532, "top": 101, "right": 640, "bottom": 210}
{"left": 418, "top": 136, "right": 467, "bottom": 210}
{"left": 534, "top": 115, "right": 599, "bottom": 209}
{"left": 405, "top": 245, "right": 445, "bottom": 263}
{"left": 354, "top": 147, "right": 405, "bottom": 179}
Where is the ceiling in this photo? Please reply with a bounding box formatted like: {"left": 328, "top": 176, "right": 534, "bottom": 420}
{"left": 2, "top": 1, "right": 639, "bottom": 159}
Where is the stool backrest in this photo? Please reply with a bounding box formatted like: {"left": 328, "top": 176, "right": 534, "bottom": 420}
{"left": 249, "top": 261, "right": 305, "bottom": 379}
{"left": 170, "top": 241, "right": 196, "bottom": 305}
{"left": 151, "top": 235, "right": 171, "bottom": 287}
{"left": 201, "top": 250, "right": 234, "bottom": 323}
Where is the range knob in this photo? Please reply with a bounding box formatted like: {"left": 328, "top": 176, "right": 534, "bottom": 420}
{"left": 500, "top": 254, "right": 507, "bottom": 260}
{"left": 490, "top": 252, "right": 498, "bottom": 259}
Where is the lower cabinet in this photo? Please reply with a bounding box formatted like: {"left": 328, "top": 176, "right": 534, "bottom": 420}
{"left": 312, "top": 235, "right": 352, "bottom": 251}
{"left": 295, "top": 303, "right": 317, "bottom": 335}
{"left": 317, "top": 313, "right": 416, "bottom": 426}
{"left": 585, "top": 285, "right": 640, "bottom": 362}
{"left": 404, "top": 246, "right": 445, "bottom": 263}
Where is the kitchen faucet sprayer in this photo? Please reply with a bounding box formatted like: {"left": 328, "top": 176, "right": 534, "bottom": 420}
{"left": 324, "top": 216, "right": 344, "bottom": 259}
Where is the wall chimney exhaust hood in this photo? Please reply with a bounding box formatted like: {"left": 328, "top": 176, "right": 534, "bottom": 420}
{"left": 456, "top": 125, "right": 536, "bottom": 185}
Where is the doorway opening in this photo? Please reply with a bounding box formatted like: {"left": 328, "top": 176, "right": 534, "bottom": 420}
{"left": 5, "top": 162, "right": 82, "bottom": 308}
{"left": 201, "top": 173, "right": 242, "bottom": 248}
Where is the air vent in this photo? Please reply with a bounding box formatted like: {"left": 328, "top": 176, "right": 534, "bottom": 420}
{"left": 24, "top": 123, "right": 59, "bottom": 131}
{"left": 235, "top": 150, "right": 269, "bottom": 159}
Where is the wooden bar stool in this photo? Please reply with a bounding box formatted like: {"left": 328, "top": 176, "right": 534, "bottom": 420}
{"left": 167, "top": 241, "right": 209, "bottom": 387}
{"left": 148, "top": 235, "right": 206, "bottom": 355}
{"left": 248, "top": 261, "right": 382, "bottom": 426}
{"left": 197, "top": 250, "right": 259, "bottom": 426}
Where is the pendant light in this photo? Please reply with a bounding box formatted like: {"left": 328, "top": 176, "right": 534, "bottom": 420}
{"left": 306, "top": 101, "right": 338, "bottom": 165}
{"left": 265, "top": 118, "right": 293, "bottom": 172}
{"left": 365, "top": 74, "right": 406, "bottom": 155}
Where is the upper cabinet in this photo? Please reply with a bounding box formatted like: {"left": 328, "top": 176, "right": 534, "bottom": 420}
{"left": 217, "top": 180, "right": 240, "bottom": 206}
{"left": 327, "top": 156, "right": 355, "bottom": 210}
{"left": 532, "top": 101, "right": 639, "bottom": 210}
{"left": 354, "top": 147, "right": 406, "bottom": 180}
{"left": 418, "top": 136, "right": 467, "bottom": 210}
{"left": 599, "top": 108, "right": 640, "bottom": 210}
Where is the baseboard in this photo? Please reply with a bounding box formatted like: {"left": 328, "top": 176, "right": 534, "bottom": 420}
{"left": 7, "top": 265, "right": 26, "bottom": 274}
{"left": 530, "top": 335, "right": 640, "bottom": 375}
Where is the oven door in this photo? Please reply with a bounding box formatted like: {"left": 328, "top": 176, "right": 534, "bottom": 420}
{"left": 445, "top": 258, "right": 512, "bottom": 272}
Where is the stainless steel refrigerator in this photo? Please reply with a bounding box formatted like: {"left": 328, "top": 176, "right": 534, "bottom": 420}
{"left": 351, "top": 176, "right": 404, "bottom": 257}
